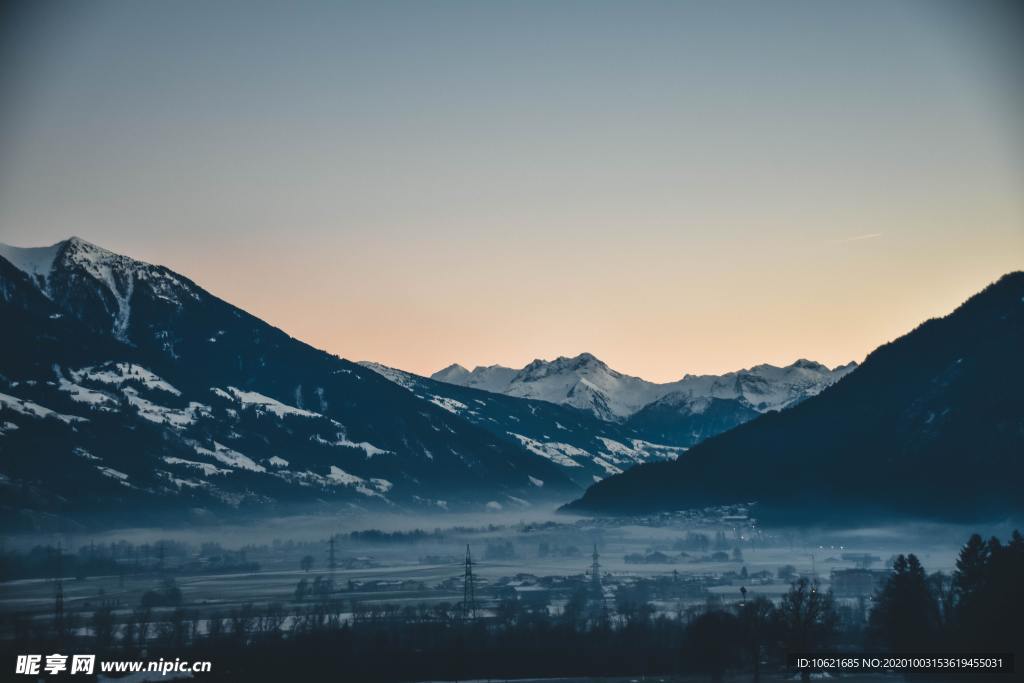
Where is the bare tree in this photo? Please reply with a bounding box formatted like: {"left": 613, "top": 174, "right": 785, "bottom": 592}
{"left": 777, "top": 579, "right": 838, "bottom": 683}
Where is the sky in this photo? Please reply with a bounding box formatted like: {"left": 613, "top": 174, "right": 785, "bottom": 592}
{"left": 1, "top": 0, "right": 1022, "bottom": 382}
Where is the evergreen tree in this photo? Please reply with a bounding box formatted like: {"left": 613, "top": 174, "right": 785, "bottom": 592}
{"left": 952, "top": 533, "right": 989, "bottom": 607}
{"left": 868, "top": 554, "right": 940, "bottom": 651}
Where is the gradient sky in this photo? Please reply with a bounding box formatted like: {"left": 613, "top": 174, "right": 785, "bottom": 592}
{"left": 1, "top": 0, "right": 1022, "bottom": 382}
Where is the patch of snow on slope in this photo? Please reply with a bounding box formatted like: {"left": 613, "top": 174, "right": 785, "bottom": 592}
{"left": 71, "top": 363, "right": 181, "bottom": 396}
{"left": 97, "top": 466, "right": 129, "bottom": 482}
{"left": 629, "top": 439, "right": 686, "bottom": 459}
{"left": 272, "top": 470, "right": 332, "bottom": 488}
{"left": 596, "top": 436, "right": 633, "bottom": 457}
{"left": 193, "top": 441, "right": 266, "bottom": 473}
{"left": 327, "top": 465, "right": 386, "bottom": 498}
{"left": 591, "top": 456, "right": 624, "bottom": 476}
{"left": 73, "top": 447, "right": 100, "bottom": 461}
{"left": 53, "top": 366, "right": 117, "bottom": 408}
{"left": 596, "top": 436, "right": 685, "bottom": 465}
{"left": 57, "top": 377, "right": 117, "bottom": 407}
{"left": 0, "top": 392, "right": 87, "bottom": 424}
{"left": 358, "top": 361, "right": 418, "bottom": 389}
{"left": 122, "top": 388, "right": 207, "bottom": 428}
{"left": 225, "top": 387, "right": 320, "bottom": 418}
{"left": 428, "top": 396, "right": 468, "bottom": 414}
{"left": 311, "top": 430, "right": 391, "bottom": 458}
{"left": 412, "top": 496, "right": 448, "bottom": 510}
{"left": 156, "top": 471, "right": 208, "bottom": 489}
{"left": 507, "top": 433, "right": 585, "bottom": 468}
{"left": 162, "top": 456, "right": 230, "bottom": 476}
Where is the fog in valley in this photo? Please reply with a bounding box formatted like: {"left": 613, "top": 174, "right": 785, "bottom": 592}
{"left": 3, "top": 505, "right": 1016, "bottom": 635}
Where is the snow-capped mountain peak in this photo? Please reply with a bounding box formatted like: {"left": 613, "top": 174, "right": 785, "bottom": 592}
{"left": 518, "top": 352, "right": 611, "bottom": 379}
{"left": 432, "top": 353, "right": 857, "bottom": 421}
{"left": 0, "top": 240, "right": 63, "bottom": 290}
{"left": 449, "top": 364, "right": 519, "bottom": 394}
{"left": 432, "top": 363, "right": 471, "bottom": 385}
{"left": 0, "top": 237, "right": 125, "bottom": 288}
{"left": 0, "top": 237, "right": 201, "bottom": 343}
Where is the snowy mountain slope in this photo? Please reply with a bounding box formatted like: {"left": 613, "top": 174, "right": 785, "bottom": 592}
{"left": 0, "top": 238, "right": 580, "bottom": 530}
{"left": 431, "top": 352, "right": 856, "bottom": 430}
{"left": 2, "top": 237, "right": 205, "bottom": 344}
{"left": 361, "top": 362, "right": 686, "bottom": 487}
{"left": 433, "top": 363, "right": 520, "bottom": 394}
{"left": 659, "top": 359, "right": 858, "bottom": 413}
{"left": 0, "top": 242, "right": 63, "bottom": 287}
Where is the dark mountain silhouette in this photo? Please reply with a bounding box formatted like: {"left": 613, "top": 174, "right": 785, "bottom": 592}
{"left": 0, "top": 238, "right": 579, "bottom": 530}
{"left": 623, "top": 396, "right": 760, "bottom": 448}
{"left": 563, "top": 272, "right": 1024, "bottom": 524}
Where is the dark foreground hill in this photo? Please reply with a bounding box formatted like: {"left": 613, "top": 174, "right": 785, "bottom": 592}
{"left": 563, "top": 272, "right": 1024, "bottom": 524}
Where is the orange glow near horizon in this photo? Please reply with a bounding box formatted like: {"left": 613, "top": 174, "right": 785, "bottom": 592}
{"left": 127, "top": 213, "right": 1021, "bottom": 382}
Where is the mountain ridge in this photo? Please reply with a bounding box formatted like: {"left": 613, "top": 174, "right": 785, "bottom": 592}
{"left": 562, "top": 271, "right": 1024, "bottom": 523}
{"left": 430, "top": 351, "right": 856, "bottom": 424}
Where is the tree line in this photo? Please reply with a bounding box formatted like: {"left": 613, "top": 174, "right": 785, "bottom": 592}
{"left": 2, "top": 530, "right": 1020, "bottom": 682}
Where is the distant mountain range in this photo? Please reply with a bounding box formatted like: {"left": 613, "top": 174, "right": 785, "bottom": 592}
{"left": 0, "top": 238, "right": 584, "bottom": 530}
{"left": 361, "top": 352, "right": 855, "bottom": 489}
{"left": 432, "top": 353, "right": 855, "bottom": 444}
{"left": 361, "top": 362, "right": 686, "bottom": 488}
{"left": 563, "top": 272, "right": 1024, "bottom": 524}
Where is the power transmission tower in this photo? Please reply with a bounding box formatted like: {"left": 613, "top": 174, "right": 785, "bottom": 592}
{"left": 462, "top": 544, "right": 476, "bottom": 621}
{"left": 328, "top": 535, "right": 337, "bottom": 575}
{"left": 54, "top": 543, "right": 65, "bottom": 642}
{"left": 587, "top": 543, "right": 606, "bottom": 620}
